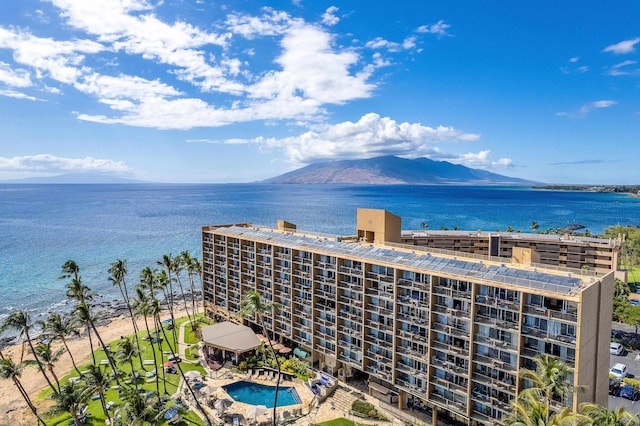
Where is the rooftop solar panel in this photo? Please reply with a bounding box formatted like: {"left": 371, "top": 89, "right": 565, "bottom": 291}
{"left": 208, "top": 225, "right": 591, "bottom": 295}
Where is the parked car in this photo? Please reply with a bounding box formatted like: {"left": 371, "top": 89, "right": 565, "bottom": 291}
{"left": 609, "top": 378, "right": 621, "bottom": 396}
{"left": 619, "top": 385, "right": 640, "bottom": 401}
{"left": 168, "top": 355, "right": 182, "bottom": 363}
{"left": 610, "top": 363, "right": 628, "bottom": 380}
{"left": 611, "top": 342, "right": 625, "bottom": 355}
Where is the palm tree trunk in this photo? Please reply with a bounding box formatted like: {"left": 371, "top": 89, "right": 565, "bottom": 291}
{"left": 260, "top": 318, "right": 281, "bottom": 426}
{"left": 156, "top": 313, "right": 213, "bottom": 426}
{"left": 99, "top": 390, "right": 111, "bottom": 424}
{"left": 187, "top": 273, "right": 199, "bottom": 318}
{"left": 176, "top": 275, "right": 194, "bottom": 331}
{"left": 48, "top": 366, "right": 62, "bottom": 393}
{"left": 88, "top": 319, "right": 120, "bottom": 386}
{"left": 24, "top": 331, "right": 58, "bottom": 394}
{"left": 153, "top": 316, "right": 168, "bottom": 395}
{"left": 144, "top": 315, "right": 162, "bottom": 400}
{"left": 61, "top": 336, "right": 83, "bottom": 376}
{"left": 86, "top": 325, "right": 96, "bottom": 365}
{"left": 118, "top": 283, "right": 147, "bottom": 370}
{"left": 12, "top": 376, "right": 47, "bottom": 425}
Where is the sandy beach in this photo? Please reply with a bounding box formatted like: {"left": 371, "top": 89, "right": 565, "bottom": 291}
{"left": 0, "top": 305, "right": 191, "bottom": 425}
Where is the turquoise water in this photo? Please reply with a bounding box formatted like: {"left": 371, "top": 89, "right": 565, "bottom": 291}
{"left": 0, "top": 183, "right": 639, "bottom": 320}
{"left": 222, "top": 380, "right": 301, "bottom": 408}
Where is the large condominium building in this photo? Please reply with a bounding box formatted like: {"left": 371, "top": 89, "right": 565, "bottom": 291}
{"left": 399, "top": 229, "right": 623, "bottom": 275}
{"left": 202, "top": 209, "right": 613, "bottom": 425}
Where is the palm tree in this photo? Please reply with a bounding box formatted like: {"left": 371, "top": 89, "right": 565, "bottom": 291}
{"left": 114, "top": 386, "right": 164, "bottom": 426}
{"left": 0, "top": 310, "right": 58, "bottom": 394}
{"left": 151, "top": 297, "right": 213, "bottom": 425}
{"left": 507, "top": 388, "right": 590, "bottom": 426}
{"left": 74, "top": 303, "right": 120, "bottom": 381}
{"left": 154, "top": 267, "right": 178, "bottom": 348}
{"left": 59, "top": 259, "right": 80, "bottom": 281}
{"left": 183, "top": 251, "right": 202, "bottom": 317}
{"left": 48, "top": 381, "right": 91, "bottom": 426}
{"left": 173, "top": 253, "right": 195, "bottom": 329}
{"left": 158, "top": 254, "right": 178, "bottom": 342}
{"left": 580, "top": 403, "right": 639, "bottom": 426}
{"left": 109, "top": 259, "right": 146, "bottom": 369}
{"left": 42, "top": 312, "right": 83, "bottom": 376}
{"left": 84, "top": 364, "right": 113, "bottom": 424}
{"left": 518, "top": 355, "right": 579, "bottom": 425}
{"left": 115, "top": 336, "right": 140, "bottom": 391}
{"left": 240, "top": 290, "right": 282, "bottom": 426}
{"left": 28, "top": 341, "right": 65, "bottom": 392}
{"left": 531, "top": 221, "right": 540, "bottom": 232}
{"left": 65, "top": 277, "right": 92, "bottom": 304}
{"left": 73, "top": 304, "right": 97, "bottom": 365}
{"left": 0, "top": 352, "right": 47, "bottom": 425}
{"left": 131, "top": 286, "right": 162, "bottom": 399}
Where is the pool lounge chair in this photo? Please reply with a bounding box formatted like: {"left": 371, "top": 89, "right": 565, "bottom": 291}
{"left": 251, "top": 369, "right": 261, "bottom": 380}
{"left": 263, "top": 371, "right": 273, "bottom": 381}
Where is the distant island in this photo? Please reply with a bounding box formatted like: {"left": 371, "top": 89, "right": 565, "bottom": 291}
{"left": 263, "top": 155, "right": 537, "bottom": 185}
{"left": 534, "top": 185, "right": 640, "bottom": 195}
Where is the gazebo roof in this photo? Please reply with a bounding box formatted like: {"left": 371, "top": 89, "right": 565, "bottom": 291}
{"left": 201, "top": 321, "right": 262, "bottom": 354}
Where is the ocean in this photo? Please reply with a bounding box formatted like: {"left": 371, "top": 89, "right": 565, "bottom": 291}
{"left": 1, "top": 183, "right": 638, "bottom": 322}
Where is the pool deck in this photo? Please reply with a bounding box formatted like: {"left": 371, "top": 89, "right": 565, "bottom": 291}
{"left": 177, "top": 321, "right": 433, "bottom": 426}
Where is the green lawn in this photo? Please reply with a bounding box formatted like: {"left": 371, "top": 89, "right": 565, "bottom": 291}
{"left": 315, "top": 418, "right": 368, "bottom": 426}
{"left": 40, "top": 315, "right": 206, "bottom": 426}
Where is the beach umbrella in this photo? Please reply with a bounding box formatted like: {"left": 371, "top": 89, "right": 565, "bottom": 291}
{"left": 272, "top": 343, "right": 284, "bottom": 351}
{"left": 199, "top": 385, "right": 216, "bottom": 396}
{"left": 184, "top": 370, "right": 200, "bottom": 380}
{"left": 278, "top": 347, "right": 292, "bottom": 354}
{"left": 163, "top": 362, "right": 173, "bottom": 367}
{"left": 214, "top": 398, "right": 234, "bottom": 414}
{"left": 247, "top": 404, "right": 267, "bottom": 421}
{"left": 256, "top": 334, "right": 266, "bottom": 342}
{"left": 164, "top": 407, "right": 179, "bottom": 420}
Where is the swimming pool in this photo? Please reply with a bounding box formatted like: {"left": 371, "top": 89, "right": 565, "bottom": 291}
{"left": 222, "top": 380, "right": 302, "bottom": 408}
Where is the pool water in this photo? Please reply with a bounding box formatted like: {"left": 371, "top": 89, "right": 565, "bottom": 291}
{"left": 222, "top": 380, "right": 302, "bottom": 408}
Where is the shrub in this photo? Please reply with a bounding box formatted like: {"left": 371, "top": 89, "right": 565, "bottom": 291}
{"left": 623, "top": 377, "right": 640, "bottom": 390}
{"left": 351, "top": 399, "right": 387, "bottom": 421}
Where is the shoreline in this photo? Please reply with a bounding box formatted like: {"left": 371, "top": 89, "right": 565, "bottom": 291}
{"left": 0, "top": 303, "right": 194, "bottom": 425}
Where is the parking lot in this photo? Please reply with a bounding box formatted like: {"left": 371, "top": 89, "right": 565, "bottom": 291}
{"left": 610, "top": 327, "right": 640, "bottom": 413}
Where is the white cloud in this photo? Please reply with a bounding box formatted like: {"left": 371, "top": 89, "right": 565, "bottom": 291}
{"left": 0, "top": 154, "right": 131, "bottom": 174}
{"left": 225, "top": 8, "right": 295, "bottom": 38}
{"left": 250, "top": 25, "right": 374, "bottom": 104}
{"left": 0, "top": 62, "right": 32, "bottom": 87}
{"left": 321, "top": 6, "right": 339, "bottom": 26}
{"left": 196, "top": 113, "right": 481, "bottom": 164}
{"left": 557, "top": 99, "right": 617, "bottom": 118}
{"left": 607, "top": 60, "right": 638, "bottom": 76}
{"left": 455, "top": 150, "right": 512, "bottom": 168}
{"left": 0, "top": 89, "right": 39, "bottom": 100}
{"left": 603, "top": 37, "right": 640, "bottom": 54}
{"left": 0, "top": 3, "right": 417, "bottom": 130}
{"left": 416, "top": 20, "right": 451, "bottom": 37}
{"left": 569, "top": 57, "right": 579, "bottom": 63}
{"left": 0, "top": 26, "right": 105, "bottom": 85}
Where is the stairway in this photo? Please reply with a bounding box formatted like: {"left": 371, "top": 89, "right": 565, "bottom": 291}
{"left": 330, "top": 385, "right": 361, "bottom": 413}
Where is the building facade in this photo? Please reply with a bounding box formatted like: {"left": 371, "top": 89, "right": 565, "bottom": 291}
{"left": 400, "top": 229, "right": 622, "bottom": 275}
{"left": 202, "top": 209, "right": 613, "bottom": 425}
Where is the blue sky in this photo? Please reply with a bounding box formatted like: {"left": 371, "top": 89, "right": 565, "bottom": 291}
{"left": 0, "top": 1, "right": 638, "bottom": 184}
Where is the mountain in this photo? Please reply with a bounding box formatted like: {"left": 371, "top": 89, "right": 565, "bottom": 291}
{"left": 262, "top": 156, "right": 537, "bottom": 185}
{"left": 0, "top": 173, "right": 146, "bottom": 184}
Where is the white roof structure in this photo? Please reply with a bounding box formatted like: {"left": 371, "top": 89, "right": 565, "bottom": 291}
{"left": 201, "top": 321, "right": 262, "bottom": 354}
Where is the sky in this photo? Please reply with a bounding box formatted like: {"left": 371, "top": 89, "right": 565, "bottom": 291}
{"left": 0, "top": 1, "right": 638, "bottom": 184}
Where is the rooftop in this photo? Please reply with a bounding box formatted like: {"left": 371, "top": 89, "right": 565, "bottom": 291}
{"left": 206, "top": 225, "right": 602, "bottom": 297}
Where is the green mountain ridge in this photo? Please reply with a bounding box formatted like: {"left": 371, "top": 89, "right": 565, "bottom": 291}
{"left": 263, "top": 156, "right": 538, "bottom": 185}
